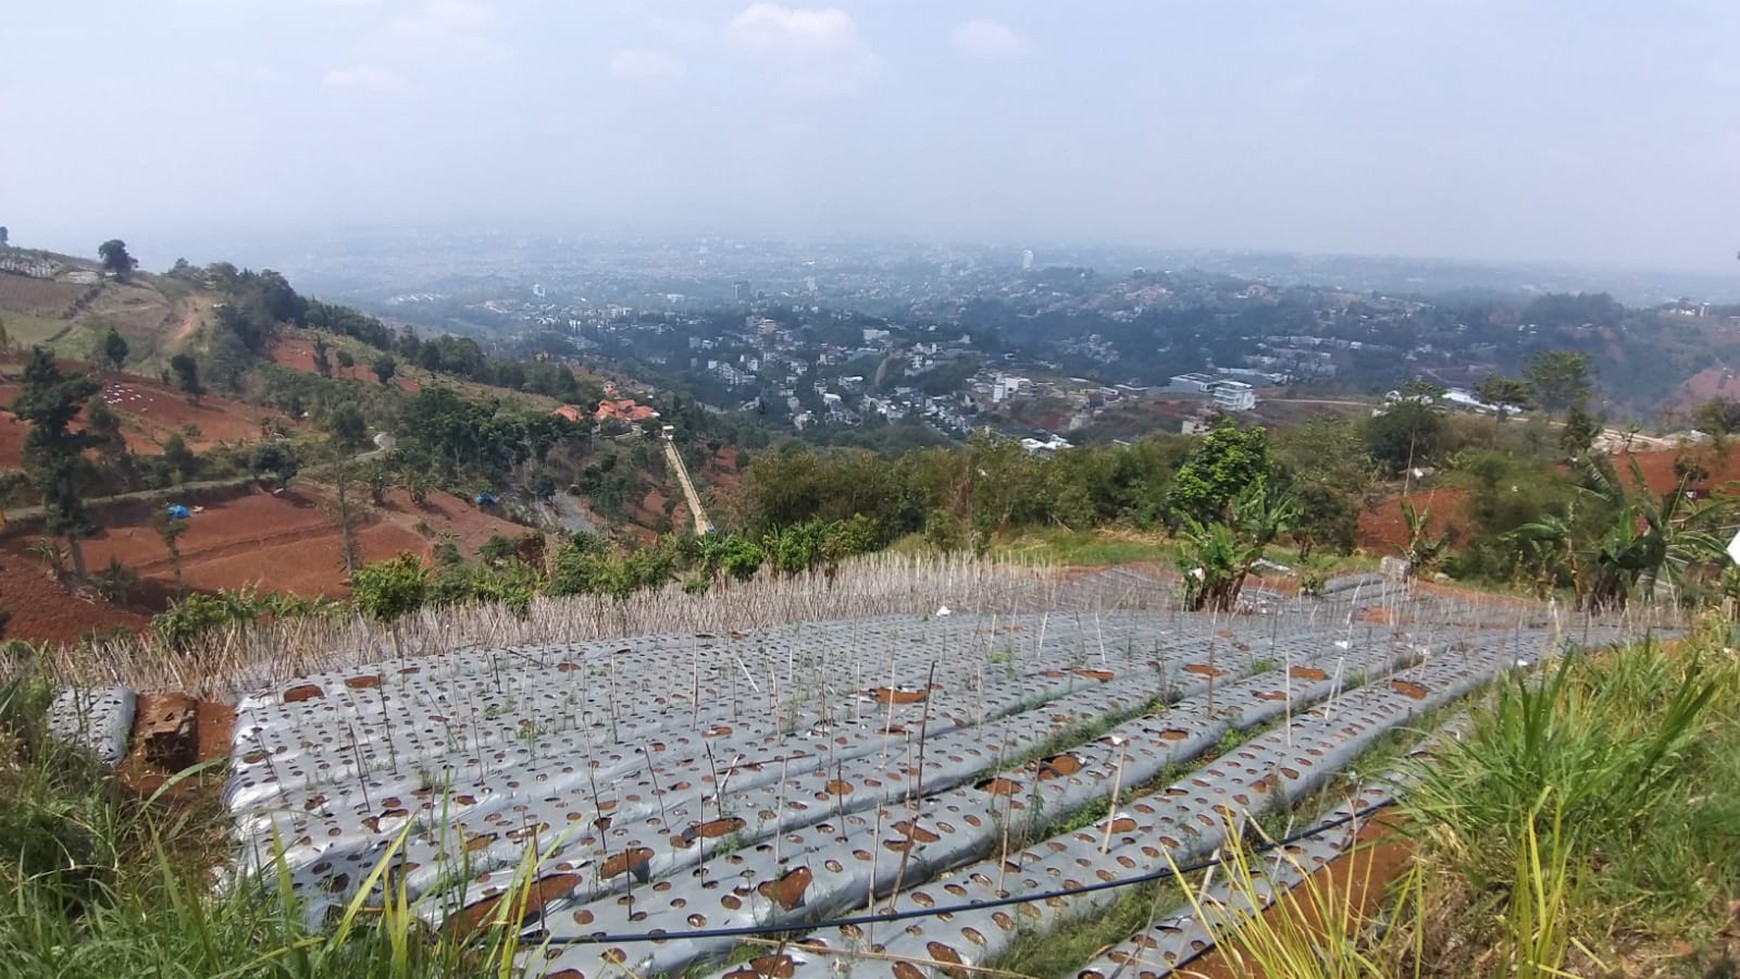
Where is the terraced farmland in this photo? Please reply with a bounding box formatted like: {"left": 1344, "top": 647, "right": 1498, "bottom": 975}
{"left": 221, "top": 575, "right": 1657, "bottom": 978}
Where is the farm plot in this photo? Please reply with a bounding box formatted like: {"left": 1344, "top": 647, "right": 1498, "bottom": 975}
{"left": 222, "top": 585, "right": 1650, "bottom": 979}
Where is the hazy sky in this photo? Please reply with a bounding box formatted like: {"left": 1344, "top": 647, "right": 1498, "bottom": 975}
{"left": 5, "top": 1, "right": 1739, "bottom": 271}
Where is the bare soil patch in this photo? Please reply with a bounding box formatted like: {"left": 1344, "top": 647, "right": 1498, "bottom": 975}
{"left": 1, "top": 485, "right": 531, "bottom": 644}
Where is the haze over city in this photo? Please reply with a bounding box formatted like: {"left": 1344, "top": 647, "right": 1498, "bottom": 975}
{"left": 5, "top": 0, "right": 1738, "bottom": 273}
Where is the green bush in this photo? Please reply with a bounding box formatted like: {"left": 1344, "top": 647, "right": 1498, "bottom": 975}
{"left": 153, "top": 593, "right": 235, "bottom": 650}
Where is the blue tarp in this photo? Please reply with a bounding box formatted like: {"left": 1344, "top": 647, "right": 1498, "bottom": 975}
{"left": 167, "top": 505, "right": 191, "bottom": 520}
{"left": 474, "top": 492, "right": 498, "bottom": 506}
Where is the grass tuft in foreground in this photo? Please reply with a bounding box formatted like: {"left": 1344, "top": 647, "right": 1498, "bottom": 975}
{"left": 0, "top": 680, "right": 541, "bottom": 979}
{"left": 1152, "top": 623, "right": 1740, "bottom": 979}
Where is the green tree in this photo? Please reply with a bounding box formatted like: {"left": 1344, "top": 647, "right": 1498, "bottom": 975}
{"left": 350, "top": 552, "right": 429, "bottom": 655}
{"left": 1364, "top": 400, "right": 1447, "bottom": 476}
{"left": 372, "top": 356, "right": 397, "bottom": 386}
{"left": 529, "top": 469, "right": 558, "bottom": 501}
{"left": 336, "top": 349, "right": 355, "bottom": 369}
{"left": 1475, "top": 374, "right": 1533, "bottom": 422}
{"left": 361, "top": 459, "right": 392, "bottom": 504}
{"left": 311, "top": 336, "right": 332, "bottom": 377}
{"left": 168, "top": 353, "right": 204, "bottom": 405}
{"left": 1692, "top": 398, "right": 1740, "bottom": 436}
{"left": 1397, "top": 377, "right": 1448, "bottom": 403}
{"left": 1524, "top": 349, "right": 1594, "bottom": 419}
{"left": 161, "top": 432, "right": 197, "bottom": 483}
{"left": 1559, "top": 405, "right": 1603, "bottom": 460}
{"left": 250, "top": 442, "right": 299, "bottom": 491}
{"left": 99, "top": 328, "right": 129, "bottom": 371}
{"left": 156, "top": 516, "right": 188, "bottom": 598}
{"left": 8, "top": 348, "right": 102, "bottom": 576}
{"left": 1166, "top": 423, "right": 1273, "bottom": 525}
{"left": 98, "top": 239, "right": 136, "bottom": 280}
{"left": 323, "top": 402, "right": 369, "bottom": 450}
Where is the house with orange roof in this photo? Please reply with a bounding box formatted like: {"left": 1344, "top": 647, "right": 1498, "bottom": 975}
{"left": 594, "top": 399, "right": 660, "bottom": 424}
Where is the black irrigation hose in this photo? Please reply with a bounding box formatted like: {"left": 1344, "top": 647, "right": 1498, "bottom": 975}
{"left": 529, "top": 796, "right": 1399, "bottom": 947}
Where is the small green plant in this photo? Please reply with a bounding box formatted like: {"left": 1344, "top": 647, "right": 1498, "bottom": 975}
{"left": 26, "top": 538, "right": 67, "bottom": 578}
{"left": 90, "top": 556, "right": 138, "bottom": 604}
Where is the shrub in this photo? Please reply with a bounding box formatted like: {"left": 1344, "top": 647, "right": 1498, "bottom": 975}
{"left": 90, "top": 557, "right": 138, "bottom": 605}
{"left": 350, "top": 553, "right": 428, "bottom": 625}
{"left": 153, "top": 593, "right": 234, "bottom": 650}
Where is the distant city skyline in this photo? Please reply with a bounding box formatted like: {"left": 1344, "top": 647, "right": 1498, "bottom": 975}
{"left": 5, "top": 2, "right": 1739, "bottom": 274}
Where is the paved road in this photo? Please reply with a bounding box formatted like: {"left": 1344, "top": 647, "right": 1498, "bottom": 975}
{"left": 662, "top": 434, "right": 711, "bottom": 535}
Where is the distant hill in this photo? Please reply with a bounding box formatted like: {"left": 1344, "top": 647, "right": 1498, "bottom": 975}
{"left": 0, "top": 246, "right": 211, "bottom": 371}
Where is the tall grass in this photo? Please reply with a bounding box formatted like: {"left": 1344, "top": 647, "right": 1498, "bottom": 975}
{"left": 1400, "top": 624, "right": 1740, "bottom": 967}
{"left": 1165, "top": 816, "right": 1401, "bottom": 979}
{"left": 1406, "top": 641, "right": 1719, "bottom": 888}
{"left": 0, "top": 680, "right": 536, "bottom": 979}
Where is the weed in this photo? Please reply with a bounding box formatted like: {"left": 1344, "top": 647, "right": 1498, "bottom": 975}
{"left": 1167, "top": 814, "right": 1398, "bottom": 979}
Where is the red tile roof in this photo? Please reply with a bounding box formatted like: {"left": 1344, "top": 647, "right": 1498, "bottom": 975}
{"left": 595, "top": 399, "right": 659, "bottom": 423}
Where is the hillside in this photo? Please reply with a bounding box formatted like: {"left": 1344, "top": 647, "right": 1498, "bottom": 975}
{"left": 0, "top": 250, "right": 211, "bottom": 369}
{"left": 0, "top": 250, "right": 758, "bottom": 644}
{"left": 0, "top": 483, "right": 530, "bottom": 644}
{"left": 0, "top": 357, "right": 301, "bottom": 465}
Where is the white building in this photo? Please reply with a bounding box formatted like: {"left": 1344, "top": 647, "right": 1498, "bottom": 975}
{"left": 1021, "top": 249, "right": 1035, "bottom": 271}
{"left": 990, "top": 374, "right": 1029, "bottom": 404}
{"left": 1210, "top": 380, "right": 1256, "bottom": 412}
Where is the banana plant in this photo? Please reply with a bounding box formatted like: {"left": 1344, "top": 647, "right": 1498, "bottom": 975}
{"left": 1516, "top": 458, "right": 1731, "bottom": 611}
{"left": 1177, "top": 483, "right": 1299, "bottom": 612}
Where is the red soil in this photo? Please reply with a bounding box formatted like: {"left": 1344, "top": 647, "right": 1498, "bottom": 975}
{"left": 1355, "top": 443, "right": 1740, "bottom": 555}
{"left": 0, "top": 411, "right": 27, "bottom": 471}
{"left": 1612, "top": 441, "right": 1740, "bottom": 495}
{"left": 1355, "top": 486, "right": 1470, "bottom": 554}
{"left": 267, "top": 332, "right": 375, "bottom": 384}
{"left": 0, "top": 548, "right": 151, "bottom": 644}
{"left": 267, "top": 331, "right": 426, "bottom": 393}
{"left": 87, "top": 377, "right": 297, "bottom": 454}
{"left": 0, "top": 485, "right": 530, "bottom": 644}
{"left": 0, "top": 371, "right": 298, "bottom": 464}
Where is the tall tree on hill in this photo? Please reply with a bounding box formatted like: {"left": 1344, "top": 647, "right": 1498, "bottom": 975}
{"left": 8, "top": 347, "right": 102, "bottom": 577}
{"left": 98, "top": 239, "right": 136, "bottom": 280}
{"left": 372, "top": 356, "right": 397, "bottom": 386}
{"left": 0, "top": 226, "right": 10, "bottom": 247}
{"left": 250, "top": 442, "right": 299, "bottom": 492}
{"left": 1475, "top": 374, "right": 1533, "bottom": 423}
{"left": 168, "top": 353, "right": 204, "bottom": 405}
{"left": 311, "top": 335, "right": 332, "bottom": 377}
{"left": 1525, "top": 349, "right": 1594, "bottom": 420}
{"left": 99, "top": 327, "right": 129, "bottom": 371}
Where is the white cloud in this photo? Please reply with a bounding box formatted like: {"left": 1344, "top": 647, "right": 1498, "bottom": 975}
{"left": 953, "top": 19, "right": 1026, "bottom": 60}
{"left": 610, "top": 48, "right": 686, "bottom": 82}
{"left": 380, "top": 0, "right": 508, "bottom": 67}
{"left": 727, "top": 3, "right": 859, "bottom": 55}
{"left": 726, "top": 3, "right": 879, "bottom": 96}
{"left": 322, "top": 63, "right": 410, "bottom": 92}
